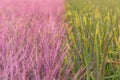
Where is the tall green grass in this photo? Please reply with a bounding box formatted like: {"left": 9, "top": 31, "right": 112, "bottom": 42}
{"left": 65, "top": 0, "right": 120, "bottom": 80}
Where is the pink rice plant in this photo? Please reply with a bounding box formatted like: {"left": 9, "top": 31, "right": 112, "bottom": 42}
{"left": 0, "top": 0, "right": 68, "bottom": 80}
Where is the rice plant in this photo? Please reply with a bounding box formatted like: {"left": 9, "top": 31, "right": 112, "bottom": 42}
{"left": 65, "top": 0, "right": 120, "bottom": 80}
{"left": 0, "top": 0, "right": 69, "bottom": 80}
{"left": 0, "top": 0, "right": 120, "bottom": 80}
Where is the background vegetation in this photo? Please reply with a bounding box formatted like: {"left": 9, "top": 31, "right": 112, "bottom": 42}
{"left": 0, "top": 0, "right": 120, "bottom": 80}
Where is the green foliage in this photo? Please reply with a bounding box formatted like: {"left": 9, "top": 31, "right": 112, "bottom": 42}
{"left": 66, "top": 0, "right": 120, "bottom": 80}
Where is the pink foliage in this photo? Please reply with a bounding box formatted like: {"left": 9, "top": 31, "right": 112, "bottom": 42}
{"left": 0, "top": 0, "right": 67, "bottom": 80}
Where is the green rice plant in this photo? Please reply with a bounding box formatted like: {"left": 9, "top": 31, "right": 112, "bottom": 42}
{"left": 65, "top": 0, "right": 120, "bottom": 80}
